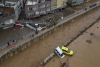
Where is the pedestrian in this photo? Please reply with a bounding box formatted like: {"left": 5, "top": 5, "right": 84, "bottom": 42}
{"left": 32, "top": 34, "right": 34, "bottom": 37}
{"left": 35, "top": 29, "right": 38, "bottom": 34}
{"left": 12, "top": 40, "right": 16, "bottom": 43}
{"left": 14, "top": 24, "right": 15, "bottom": 27}
{"left": 7, "top": 42, "right": 10, "bottom": 46}
{"left": 54, "top": 22, "right": 56, "bottom": 26}
{"left": 61, "top": 16, "right": 63, "bottom": 19}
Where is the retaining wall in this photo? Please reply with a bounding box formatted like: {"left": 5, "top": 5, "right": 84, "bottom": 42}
{"left": 0, "top": 1, "right": 100, "bottom": 64}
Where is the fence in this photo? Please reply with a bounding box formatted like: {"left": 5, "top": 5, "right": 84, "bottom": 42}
{"left": 0, "top": 1, "right": 100, "bottom": 63}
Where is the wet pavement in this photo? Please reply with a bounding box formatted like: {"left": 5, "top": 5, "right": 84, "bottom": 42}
{"left": 0, "top": 4, "right": 100, "bottom": 67}
{"left": 0, "top": 27, "right": 34, "bottom": 46}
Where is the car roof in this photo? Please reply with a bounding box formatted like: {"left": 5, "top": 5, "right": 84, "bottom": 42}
{"left": 62, "top": 46, "right": 68, "bottom": 51}
{"left": 55, "top": 46, "right": 63, "bottom": 54}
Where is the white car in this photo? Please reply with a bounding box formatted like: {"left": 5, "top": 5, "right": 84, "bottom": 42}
{"left": 0, "top": 3, "right": 4, "bottom": 7}
{"left": 54, "top": 46, "right": 65, "bottom": 58}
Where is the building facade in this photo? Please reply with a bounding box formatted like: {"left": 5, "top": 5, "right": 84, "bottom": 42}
{"left": 0, "top": 0, "right": 26, "bottom": 29}
{"left": 25, "top": 0, "right": 51, "bottom": 19}
{"left": 51, "top": 0, "right": 68, "bottom": 10}
{"left": 67, "top": 0, "right": 89, "bottom": 6}
{"left": 4, "top": 0, "right": 25, "bottom": 20}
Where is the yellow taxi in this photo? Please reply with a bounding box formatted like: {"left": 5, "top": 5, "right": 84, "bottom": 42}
{"left": 61, "top": 46, "right": 73, "bottom": 55}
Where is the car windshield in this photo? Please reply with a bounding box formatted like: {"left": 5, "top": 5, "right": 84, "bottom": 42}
{"left": 67, "top": 49, "right": 71, "bottom": 53}
{"left": 60, "top": 53, "right": 64, "bottom": 56}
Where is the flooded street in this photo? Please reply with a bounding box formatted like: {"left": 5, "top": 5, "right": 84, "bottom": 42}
{"left": 0, "top": 6, "right": 100, "bottom": 67}
{"left": 68, "top": 21, "right": 100, "bottom": 67}
{"left": 44, "top": 20, "right": 100, "bottom": 67}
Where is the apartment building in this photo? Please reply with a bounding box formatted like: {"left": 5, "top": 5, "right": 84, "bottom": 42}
{"left": 0, "top": 0, "right": 26, "bottom": 29}
{"left": 67, "top": 0, "right": 89, "bottom": 6}
{"left": 0, "top": 15, "right": 15, "bottom": 29}
{"left": 51, "top": 0, "right": 68, "bottom": 10}
{"left": 25, "top": 0, "right": 51, "bottom": 19}
{"left": 4, "top": 0, "right": 25, "bottom": 20}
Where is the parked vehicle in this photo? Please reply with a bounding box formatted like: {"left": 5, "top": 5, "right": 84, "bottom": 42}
{"left": 26, "top": 23, "right": 46, "bottom": 31}
{"left": 26, "top": 23, "right": 36, "bottom": 30}
{"left": 0, "top": 3, "right": 4, "bottom": 7}
{"left": 61, "top": 46, "right": 73, "bottom": 55}
{"left": 54, "top": 46, "right": 65, "bottom": 58}
{"left": 0, "top": 11, "right": 3, "bottom": 16}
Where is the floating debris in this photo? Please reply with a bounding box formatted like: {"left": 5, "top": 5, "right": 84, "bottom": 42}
{"left": 61, "top": 59, "right": 69, "bottom": 67}
{"left": 97, "top": 27, "right": 99, "bottom": 28}
{"left": 86, "top": 40, "right": 92, "bottom": 43}
{"left": 90, "top": 33, "right": 94, "bottom": 35}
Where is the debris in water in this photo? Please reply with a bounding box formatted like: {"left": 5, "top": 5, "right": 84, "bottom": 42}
{"left": 61, "top": 59, "right": 69, "bottom": 67}
{"left": 53, "top": 59, "right": 55, "bottom": 62}
{"left": 90, "top": 33, "right": 94, "bottom": 35}
{"left": 86, "top": 40, "right": 92, "bottom": 43}
{"left": 97, "top": 27, "right": 99, "bottom": 28}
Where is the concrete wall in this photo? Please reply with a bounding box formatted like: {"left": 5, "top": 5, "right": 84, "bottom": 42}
{"left": 0, "top": 1, "right": 100, "bottom": 64}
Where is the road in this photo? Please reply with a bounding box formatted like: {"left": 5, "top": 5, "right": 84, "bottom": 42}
{"left": 0, "top": 4, "right": 100, "bottom": 67}
{"left": 0, "top": 27, "right": 34, "bottom": 46}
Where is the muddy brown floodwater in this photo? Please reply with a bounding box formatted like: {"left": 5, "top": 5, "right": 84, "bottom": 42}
{"left": 0, "top": 6, "right": 100, "bottom": 67}
{"left": 44, "top": 18, "right": 100, "bottom": 67}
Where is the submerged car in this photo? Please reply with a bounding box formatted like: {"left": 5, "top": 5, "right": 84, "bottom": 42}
{"left": 61, "top": 46, "right": 73, "bottom": 55}
{"left": 54, "top": 46, "right": 65, "bottom": 58}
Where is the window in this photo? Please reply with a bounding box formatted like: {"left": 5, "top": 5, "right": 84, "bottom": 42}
{"left": 20, "top": 3, "right": 21, "bottom": 6}
{"left": 47, "top": 8, "right": 50, "bottom": 11}
{"left": 35, "top": 12, "right": 39, "bottom": 15}
{"left": 52, "top": 4, "right": 57, "bottom": 7}
{"left": 60, "top": 53, "right": 64, "bottom": 56}
{"left": 28, "top": 12, "right": 35, "bottom": 16}
{"left": 33, "top": 7, "right": 38, "bottom": 10}
{"left": 41, "top": 0, "right": 45, "bottom": 3}
{"left": 33, "top": 7, "right": 36, "bottom": 10}
{"left": 53, "top": 0, "right": 57, "bottom": 2}
{"left": 39, "top": 5, "right": 45, "bottom": 8}
{"left": 63, "top": 2, "right": 66, "bottom": 6}
{"left": 47, "top": 3, "right": 50, "bottom": 7}
{"left": 72, "top": 2, "right": 76, "bottom": 4}
{"left": 28, "top": 7, "right": 32, "bottom": 10}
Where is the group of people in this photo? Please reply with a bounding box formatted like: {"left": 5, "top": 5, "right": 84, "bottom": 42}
{"left": 7, "top": 40, "right": 16, "bottom": 47}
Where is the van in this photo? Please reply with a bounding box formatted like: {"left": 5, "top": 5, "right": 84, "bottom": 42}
{"left": 26, "top": 23, "right": 36, "bottom": 30}
{"left": 0, "top": 3, "right": 4, "bottom": 7}
{"left": 26, "top": 23, "right": 45, "bottom": 31}
{"left": 54, "top": 46, "right": 65, "bottom": 58}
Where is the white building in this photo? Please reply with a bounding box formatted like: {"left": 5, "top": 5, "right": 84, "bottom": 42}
{"left": 5, "top": 0, "right": 25, "bottom": 20}
{"left": 0, "top": 0, "right": 26, "bottom": 29}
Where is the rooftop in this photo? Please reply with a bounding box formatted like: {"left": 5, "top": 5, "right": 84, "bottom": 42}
{"left": 5, "top": 0, "right": 19, "bottom": 2}
{"left": 0, "top": 15, "right": 15, "bottom": 23}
